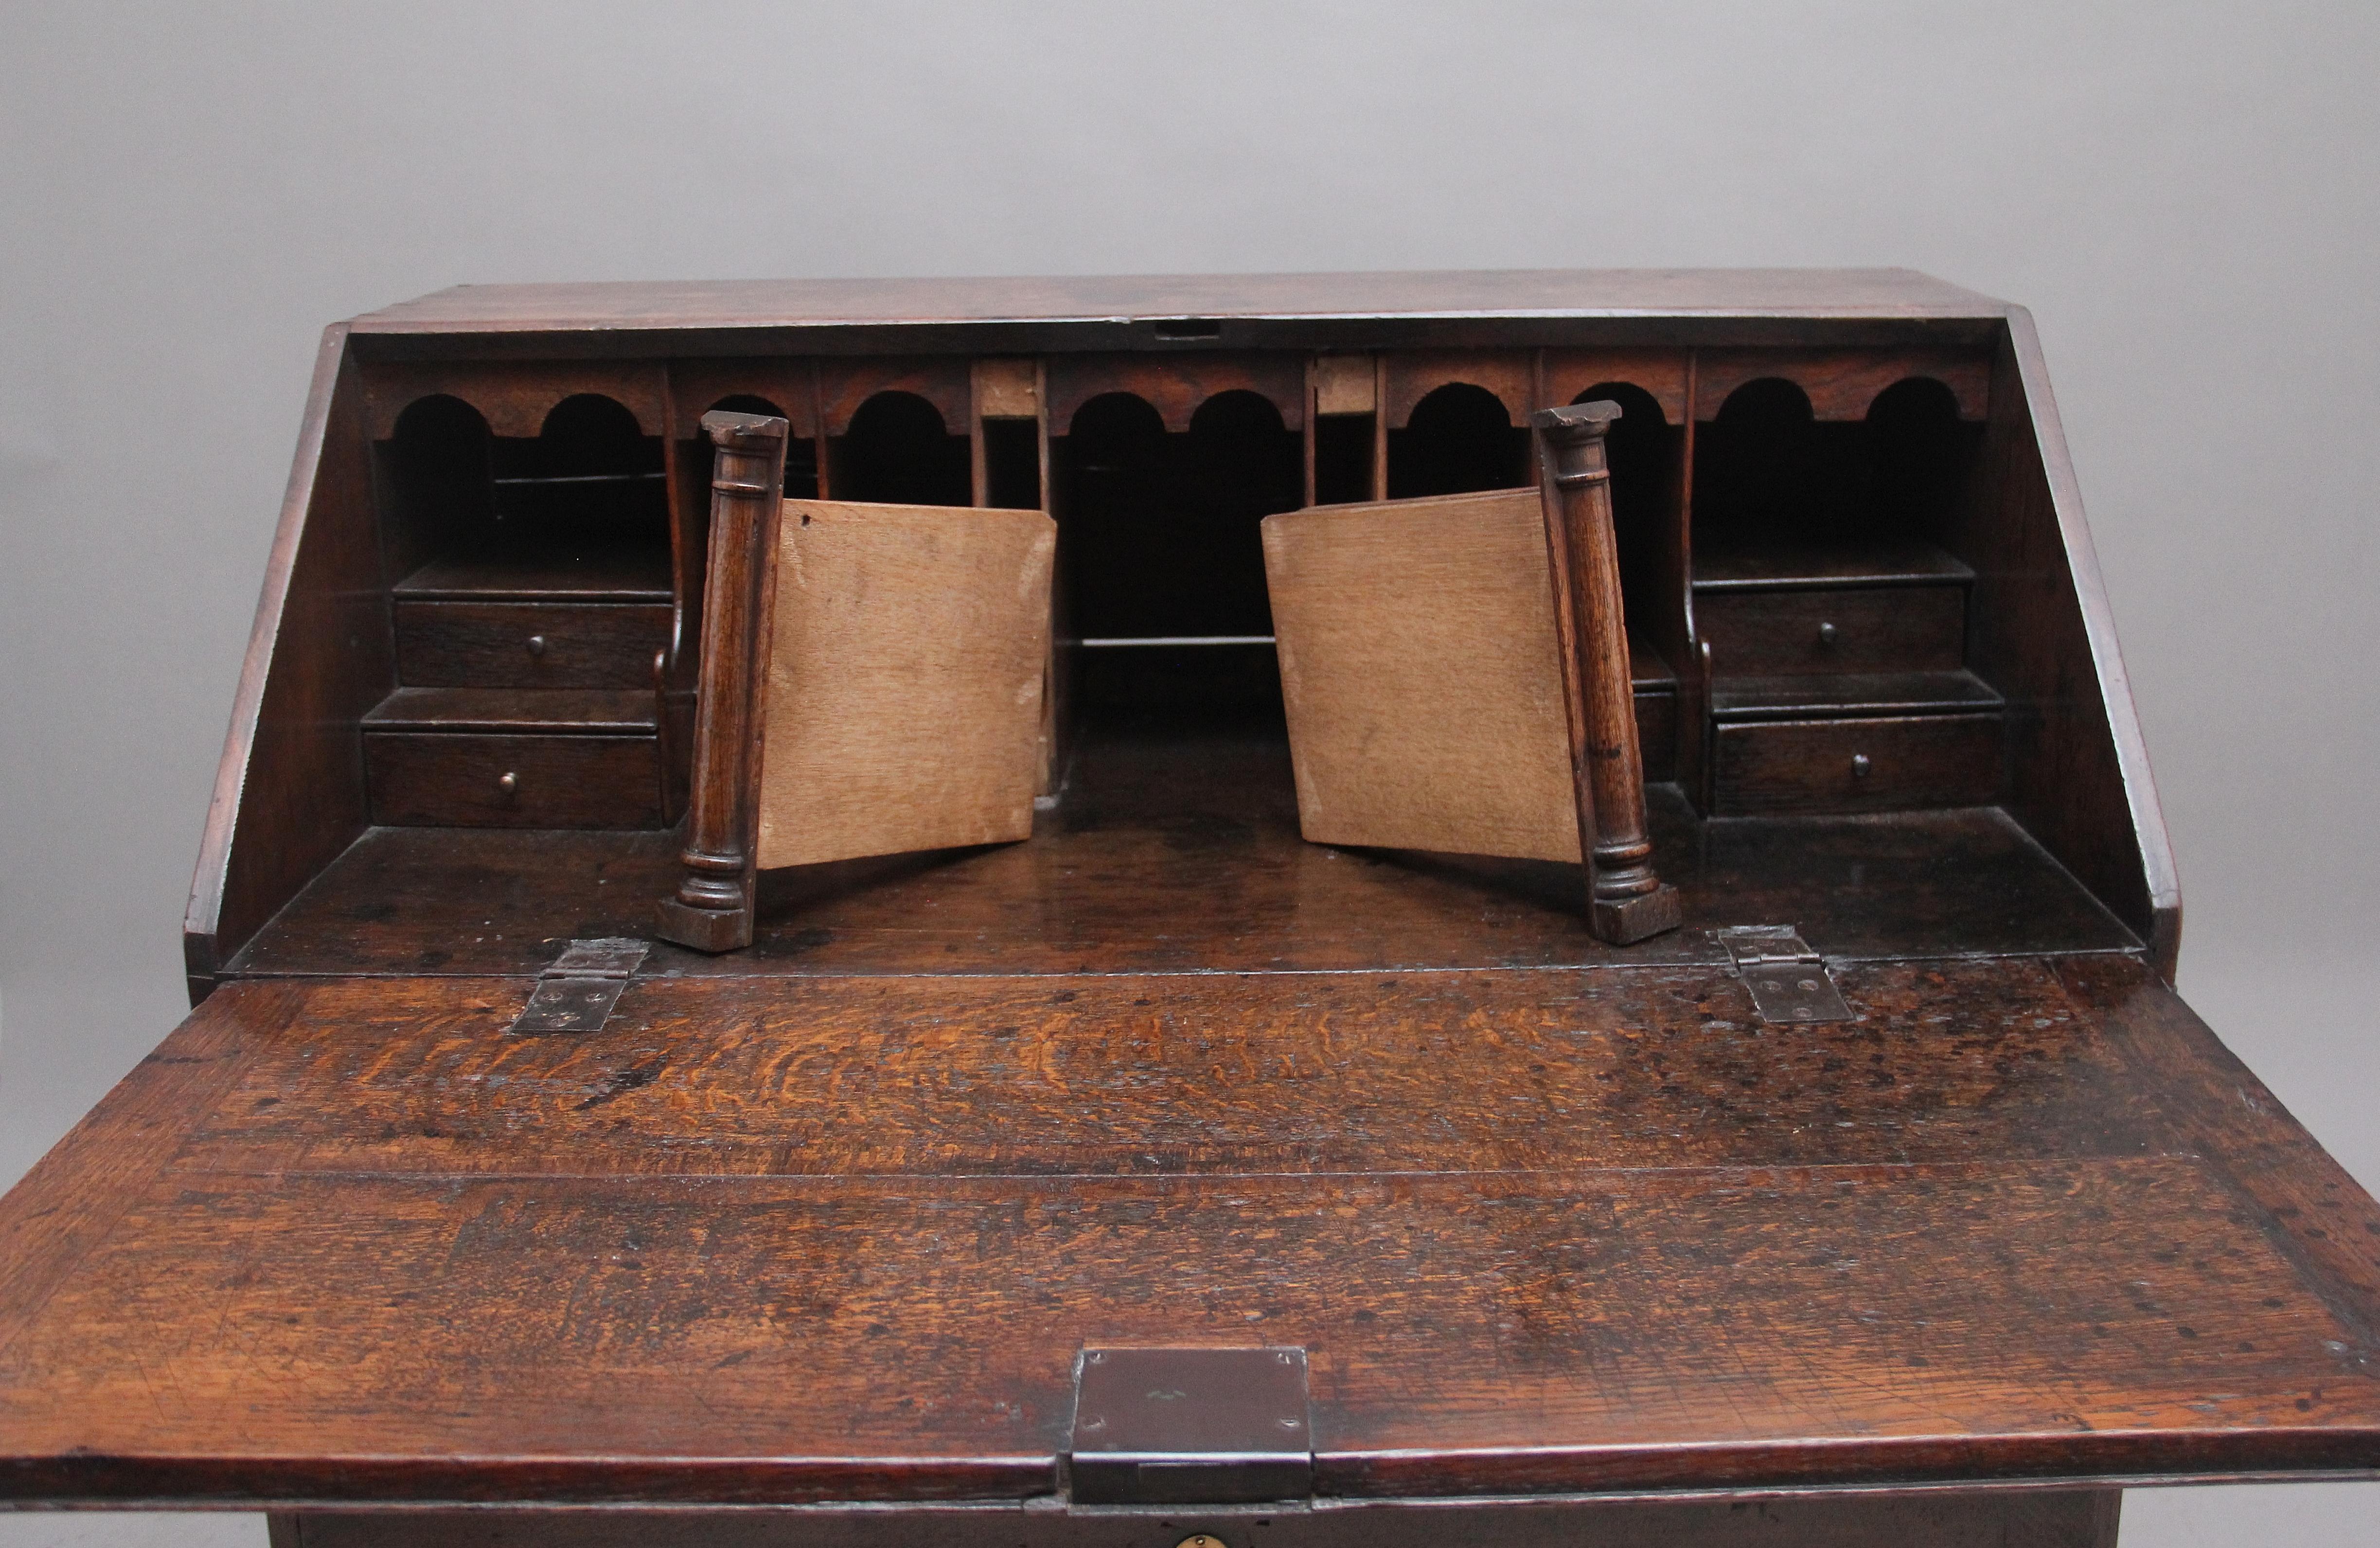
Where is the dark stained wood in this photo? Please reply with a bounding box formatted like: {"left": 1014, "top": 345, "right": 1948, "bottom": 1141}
{"left": 654, "top": 412, "right": 786, "bottom": 952}
{"left": 394, "top": 600, "right": 673, "bottom": 688}
{"left": 1692, "top": 534, "right": 1974, "bottom": 590}
{"left": 1693, "top": 348, "right": 1991, "bottom": 422}
{"left": 228, "top": 729, "right": 2137, "bottom": 981}
{"left": 1541, "top": 347, "right": 1691, "bottom": 424}
{"left": 1534, "top": 403, "right": 1679, "bottom": 942}
{"left": 364, "top": 687, "right": 657, "bottom": 734}
{"left": 1380, "top": 349, "right": 1537, "bottom": 428}
{"left": 119, "top": 272, "right": 2287, "bottom": 1531}
{"left": 169, "top": 959, "right": 2173, "bottom": 1180}
{"left": 351, "top": 270, "right": 2015, "bottom": 341}
{"left": 183, "top": 326, "right": 389, "bottom": 1004}
{"left": 272, "top": 1492, "right": 2121, "bottom": 1548}
{"left": 817, "top": 356, "right": 972, "bottom": 437}
{"left": 1949, "top": 316, "right": 2181, "bottom": 976}
{"left": 1045, "top": 352, "right": 1305, "bottom": 433}
{"left": 364, "top": 731, "right": 662, "bottom": 829}
{"left": 3, "top": 959, "right": 2377, "bottom": 1505}
{"left": 360, "top": 357, "right": 669, "bottom": 439}
{"left": 1710, "top": 669, "right": 2003, "bottom": 721}
{"left": 1713, "top": 713, "right": 2004, "bottom": 816}
{"left": 1697, "top": 586, "right": 1967, "bottom": 676}
{"left": 393, "top": 541, "right": 674, "bottom": 602}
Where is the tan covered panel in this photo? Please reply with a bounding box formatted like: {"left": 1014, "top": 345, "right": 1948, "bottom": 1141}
{"left": 1263, "top": 489, "right": 1579, "bottom": 864}
{"left": 756, "top": 500, "right": 1054, "bottom": 870}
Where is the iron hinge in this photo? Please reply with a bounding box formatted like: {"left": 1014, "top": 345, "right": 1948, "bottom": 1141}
{"left": 1718, "top": 925, "right": 1854, "bottom": 1024}
{"left": 508, "top": 937, "right": 650, "bottom": 1034}
{"left": 1068, "top": 1346, "right": 1313, "bottom": 1505}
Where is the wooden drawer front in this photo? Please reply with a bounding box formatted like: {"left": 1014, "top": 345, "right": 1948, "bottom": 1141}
{"left": 1713, "top": 713, "right": 2002, "bottom": 816}
{"left": 366, "top": 732, "right": 660, "bottom": 828}
{"left": 395, "top": 601, "right": 671, "bottom": 689}
{"left": 1696, "top": 586, "right": 1964, "bottom": 676}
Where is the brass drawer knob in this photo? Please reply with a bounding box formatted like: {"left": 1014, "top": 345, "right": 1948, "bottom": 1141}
{"left": 498, "top": 771, "right": 519, "bottom": 796}
{"left": 1817, "top": 621, "right": 1839, "bottom": 647}
{"left": 1850, "top": 753, "right": 1872, "bottom": 779}
{"left": 526, "top": 634, "right": 548, "bottom": 658}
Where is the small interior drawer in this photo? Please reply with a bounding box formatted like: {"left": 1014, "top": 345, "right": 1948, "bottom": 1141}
{"left": 365, "top": 731, "right": 661, "bottom": 829}
{"left": 395, "top": 601, "right": 671, "bottom": 689}
{"left": 1712, "top": 712, "right": 2003, "bottom": 816}
{"left": 1696, "top": 586, "right": 1964, "bottom": 676}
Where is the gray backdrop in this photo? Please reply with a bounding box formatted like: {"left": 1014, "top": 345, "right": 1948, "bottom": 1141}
{"left": 2, "top": 5, "right": 2373, "bottom": 1544}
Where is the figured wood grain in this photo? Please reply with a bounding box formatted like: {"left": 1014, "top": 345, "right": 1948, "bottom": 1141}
{"left": 1264, "top": 490, "right": 1579, "bottom": 864}
{"left": 171, "top": 958, "right": 2162, "bottom": 1181}
{"left": 0, "top": 1155, "right": 2370, "bottom": 1502}
{"left": 755, "top": 499, "right": 1055, "bottom": 870}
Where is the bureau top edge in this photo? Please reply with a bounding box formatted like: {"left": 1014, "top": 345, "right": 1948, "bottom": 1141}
{"left": 348, "top": 268, "right": 2018, "bottom": 339}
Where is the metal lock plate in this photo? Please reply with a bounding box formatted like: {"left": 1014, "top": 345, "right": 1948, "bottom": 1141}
{"left": 1718, "top": 925, "right": 1854, "bottom": 1024}
{"left": 508, "top": 937, "right": 650, "bottom": 1034}
{"left": 1069, "top": 1347, "right": 1312, "bottom": 1505}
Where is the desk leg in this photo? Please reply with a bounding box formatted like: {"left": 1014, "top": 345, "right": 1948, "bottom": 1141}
{"left": 267, "top": 1488, "right": 2121, "bottom": 1547}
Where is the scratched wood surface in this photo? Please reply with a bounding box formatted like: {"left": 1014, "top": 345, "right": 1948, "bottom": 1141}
{"left": 755, "top": 498, "right": 1055, "bottom": 871}
{"left": 1, "top": 957, "right": 2377, "bottom": 1507}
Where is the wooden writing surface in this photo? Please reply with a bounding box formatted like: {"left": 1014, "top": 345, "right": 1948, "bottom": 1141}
{"left": 755, "top": 499, "right": 1054, "bottom": 871}
{"left": 1263, "top": 489, "right": 1580, "bottom": 864}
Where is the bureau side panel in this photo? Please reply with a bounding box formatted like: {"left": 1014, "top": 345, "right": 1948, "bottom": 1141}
{"left": 1956, "top": 313, "right": 2180, "bottom": 974}
{"left": 182, "top": 326, "right": 390, "bottom": 1001}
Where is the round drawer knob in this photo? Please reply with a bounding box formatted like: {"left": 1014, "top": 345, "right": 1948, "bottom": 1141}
{"left": 1850, "top": 753, "right": 1872, "bottom": 779}
{"left": 526, "top": 634, "right": 548, "bottom": 658}
{"left": 498, "top": 771, "right": 519, "bottom": 796}
{"left": 1817, "top": 622, "right": 1839, "bottom": 647}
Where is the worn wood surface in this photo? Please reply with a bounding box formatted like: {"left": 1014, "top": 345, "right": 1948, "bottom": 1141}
{"left": 1264, "top": 490, "right": 1578, "bottom": 864}
{"left": 270, "top": 1491, "right": 2121, "bottom": 1548}
{"left": 1, "top": 956, "right": 2377, "bottom": 1507}
{"left": 754, "top": 499, "right": 1054, "bottom": 871}
{"left": 230, "top": 718, "right": 2140, "bottom": 981}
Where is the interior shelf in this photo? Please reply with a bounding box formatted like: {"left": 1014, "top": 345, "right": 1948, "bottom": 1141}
{"left": 394, "top": 538, "right": 673, "bottom": 603}
{"left": 364, "top": 687, "right": 658, "bottom": 735}
{"left": 1709, "top": 668, "right": 2003, "bottom": 722}
{"left": 1692, "top": 535, "right": 1973, "bottom": 591}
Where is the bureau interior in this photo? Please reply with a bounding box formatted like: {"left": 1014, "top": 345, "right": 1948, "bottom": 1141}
{"left": 302, "top": 338, "right": 2150, "bottom": 975}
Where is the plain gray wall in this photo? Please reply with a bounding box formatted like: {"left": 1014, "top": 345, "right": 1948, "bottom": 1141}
{"left": 2, "top": 4, "right": 2374, "bottom": 1544}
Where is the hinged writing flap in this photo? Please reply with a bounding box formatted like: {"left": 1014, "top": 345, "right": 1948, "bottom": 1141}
{"left": 756, "top": 499, "right": 1056, "bottom": 871}
{"left": 1261, "top": 488, "right": 1579, "bottom": 863}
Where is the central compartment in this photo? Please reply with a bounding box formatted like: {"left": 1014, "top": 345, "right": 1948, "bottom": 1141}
{"left": 1052, "top": 388, "right": 1304, "bottom": 802}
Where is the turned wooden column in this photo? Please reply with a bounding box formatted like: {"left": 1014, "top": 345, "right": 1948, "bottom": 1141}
{"left": 1533, "top": 401, "right": 1681, "bottom": 944}
{"left": 654, "top": 410, "right": 788, "bottom": 953}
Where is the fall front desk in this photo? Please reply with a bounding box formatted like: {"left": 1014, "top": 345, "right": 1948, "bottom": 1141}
{"left": 2, "top": 272, "right": 2373, "bottom": 1548}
